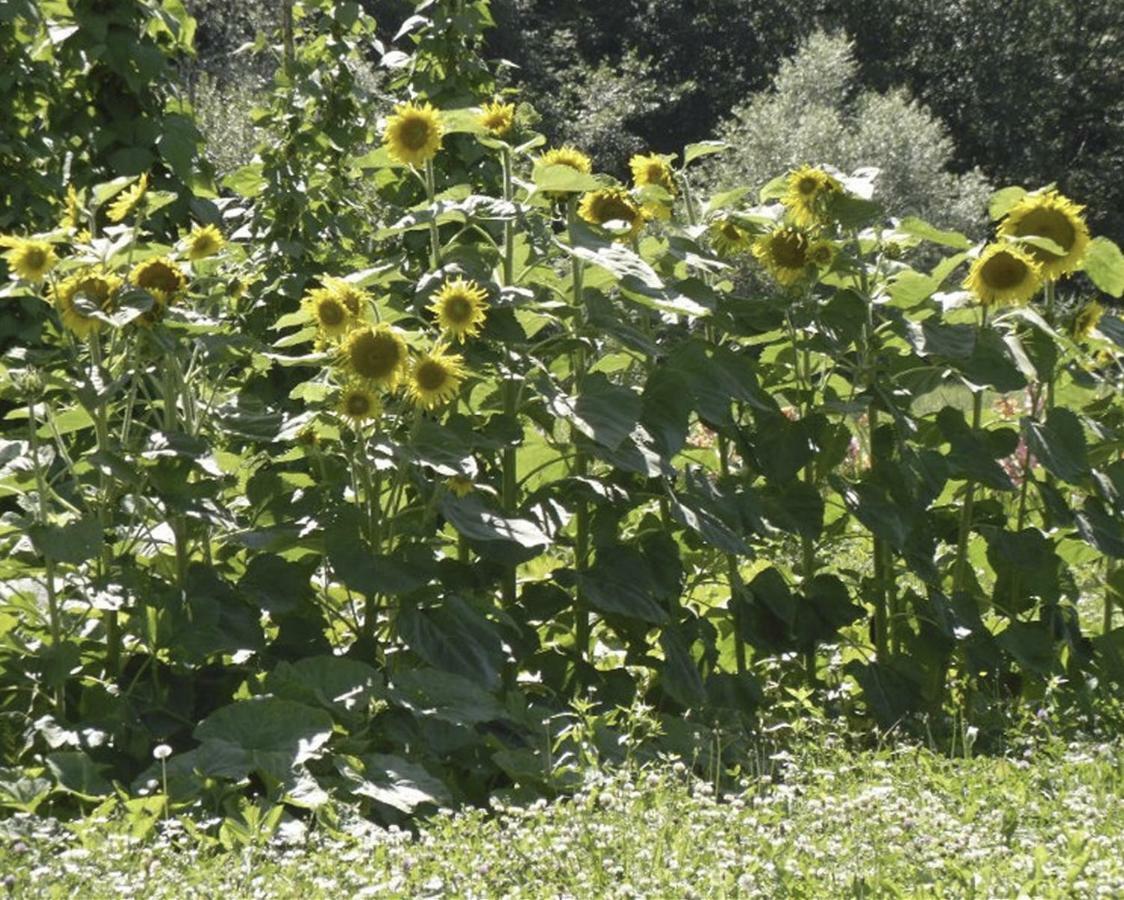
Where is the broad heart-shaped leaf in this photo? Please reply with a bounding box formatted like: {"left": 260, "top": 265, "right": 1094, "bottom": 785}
{"left": 403, "top": 418, "right": 475, "bottom": 476}
{"left": 1093, "top": 622, "right": 1124, "bottom": 684}
{"left": 748, "top": 566, "right": 796, "bottom": 629}
{"left": 757, "top": 479, "right": 825, "bottom": 541}
{"left": 166, "top": 565, "right": 264, "bottom": 663}
{"left": 326, "top": 517, "right": 432, "bottom": 597}
{"left": 339, "top": 753, "right": 451, "bottom": 814}
{"left": 796, "top": 574, "right": 864, "bottom": 646}
{"left": 751, "top": 411, "right": 816, "bottom": 484}
{"left": 830, "top": 475, "right": 910, "bottom": 549}
{"left": 441, "top": 494, "right": 551, "bottom": 549}
{"left": 0, "top": 769, "right": 52, "bottom": 813}
{"left": 659, "top": 625, "right": 706, "bottom": 708}
{"left": 577, "top": 544, "right": 669, "bottom": 624}
{"left": 641, "top": 364, "right": 693, "bottom": 456}
{"left": 1082, "top": 236, "right": 1124, "bottom": 298}
{"left": 193, "top": 698, "right": 334, "bottom": 782}
{"left": 398, "top": 597, "right": 507, "bottom": 691}
{"left": 846, "top": 658, "right": 927, "bottom": 727}
{"left": 897, "top": 216, "right": 971, "bottom": 250}
{"left": 935, "top": 407, "right": 1017, "bottom": 490}
{"left": 988, "top": 186, "right": 1027, "bottom": 220}
{"left": 996, "top": 621, "right": 1056, "bottom": 675}
{"left": 668, "top": 491, "right": 751, "bottom": 556}
{"left": 27, "top": 517, "right": 101, "bottom": 564}
{"left": 571, "top": 372, "right": 643, "bottom": 449}
{"left": 683, "top": 140, "right": 728, "bottom": 164}
{"left": 1075, "top": 498, "right": 1124, "bottom": 558}
{"left": 531, "top": 163, "right": 602, "bottom": 194}
{"left": 387, "top": 668, "right": 507, "bottom": 726}
{"left": 668, "top": 340, "right": 775, "bottom": 426}
{"left": 45, "top": 751, "right": 112, "bottom": 799}
{"left": 987, "top": 528, "right": 1062, "bottom": 615}
{"left": 1023, "top": 408, "right": 1089, "bottom": 485}
{"left": 238, "top": 554, "right": 316, "bottom": 615}
{"left": 567, "top": 238, "right": 711, "bottom": 318}
{"left": 264, "top": 656, "right": 383, "bottom": 717}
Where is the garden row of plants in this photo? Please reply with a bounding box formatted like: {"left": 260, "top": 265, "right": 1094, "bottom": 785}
{"left": 1, "top": 0, "right": 1123, "bottom": 823}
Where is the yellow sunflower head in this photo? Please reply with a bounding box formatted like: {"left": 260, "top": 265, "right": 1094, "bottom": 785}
{"left": 629, "top": 153, "right": 676, "bottom": 194}
{"left": 964, "top": 242, "right": 1043, "bottom": 307}
{"left": 578, "top": 188, "right": 646, "bottom": 240}
{"left": 52, "top": 268, "right": 123, "bottom": 338}
{"left": 1073, "top": 301, "right": 1105, "bottom": 341}
{"left": 340, "top": 324, "right": 409, "bottom": 390}
{"left": 61, "top": 184, "right": 84, "bottom": 231}
{"left": 783, "top": 165, "right": 842, "bottom": 228}
{"left": 709, "top": 217, "right": 754, "bottom": 257}
{"left": 429, "top": 276, "right": 489, "bottom": 343}
{"left": 384, "top": 101, "right": 444, "bottom": 167}
{"left": 538, "top": 146, "right": 593, "bottom": 175}
{"left": 409, "top": 346, "right": 467, "bottom": 410}
{"left": 479, "top": 99, "right": 516, "bottom": 136}
{"left": 185, "top": 224, "right": 225, "bottom": 261}
{"left": 753, "top": 227, "right": 812, "bottom": 286}
{"left": 320, "top": 276, "right": 369, "bottom": 319}
{"left": 4, "top": 237, "right": 58, "bottom": 282}
{"left": 131, "top": 257, "right": 187, "bottom": 323}
{"left": 808, "top": 240, "right": 837, "bottom": 269}
{"left": 303, "top": 287, "right": 354, "bottom": 340}
{"left": 447, "top": 474, "right": 475, "bottom": 497}
{"left": 997, "top": 189, "right": 1090, "bottom": 280}
{"left": 337, "top": 383, "right": 381, "bottom": 424}
{"left": 106, "top": 173, "right": 148, "bottom": 224}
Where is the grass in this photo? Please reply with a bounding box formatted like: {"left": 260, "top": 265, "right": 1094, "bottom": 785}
{"left": 3, "top": 738, "right": 1123, "bottom": 898}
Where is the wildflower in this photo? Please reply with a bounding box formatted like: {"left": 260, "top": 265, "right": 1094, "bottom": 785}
{"left": 3, "top": 237, "right": 57, "bottom": 282}
{"left": 753, "top": 226, "right": 812, "bottom": 286}
{"left": 52, "top": 269, "right": 122, "bottom": 337}
{"left": 409, "top": 346, "right": 466, "bottom": 409}
{"left": 384, "top": 101, "right": 443, "bottom": 167}
{"left": 341, "top": 324, "right": 409, "bottom": 390}
{"left": 107, "top": 173, "right": 148, "bottom": 223}
{"left": 782, "top": 165, "right": 842, "bottom": 228}
{"left": 578, "top": 188, "right": 645, "bottom": 240}
{"left": 998, "top": 189, "right": 1090, "bottom": 280}
{"left": 338, "top": 384, "right": 381, "bottom": 423}
{"left": 185, "top": 224, "right": 225, "bottom": 260}
{"left": 303, "top": 287, "right": 354, "bottom": 340}
{"left": 964, "top": 243, "right": 1042, "bottom": 306}
{"left": 429, "top": 276, "right": 488, "bottom": 343}
{"left": 479, "top": 99, "right": 516, "bottom": 136}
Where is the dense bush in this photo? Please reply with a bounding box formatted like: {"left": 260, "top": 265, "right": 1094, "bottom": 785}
{"left": 1, "top": 0, "right": 1123, "bottom": 832}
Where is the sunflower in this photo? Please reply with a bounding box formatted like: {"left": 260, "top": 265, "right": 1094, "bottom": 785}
{"left": 629, "top": 153, "right": 676, "bottom": 194}
{"left": 320, "top": 276, "right": 369, "bottom": 318}
{"left": 185, "top": 224, "right": 225, "bottom": 260}
{"left": 578, "top": 188, "right": 646, "bottom": 240}
{"left": 808, "top": 240, "right": 837, "bottom": 268}
{"left": 783, "top": 165, "right": 842, "bottom": 228}
{"left": 479, "top": 99, "right": 516, "bottom": 136}
{"left": 337, "top": 383, "right": 381, "bottom": 423}
{"left": 340, "top": 324, "right": 409, "bottom": 390}
{"left": 107, "top": 173, "right": 148, "bottom": 223}
{"left": 429, "top": 276, "right": 489, "bottom": 342}
{"left": 538, "top": 146, "right": 593, "bottom": 175}
{"left": 753, "top": 227, "right": 812, "bottom": 286}
{"left": 384, "top": 101, "right": 443, "bottom": 167}
{"left": 447, "top": 475, "right": 475, "bottom": 497}
{"left": 409, "top": 346, "right": 466, "bottom": 410}
{"left": 303, "top": 287, "right": 354, "bottom": 340}
{"left": 964, "top": 243, "right": 1043, "bottom": 307}
{"left": 1073, "top": 301, "right": 1105, "bottom": 341}
{"left": 52, "top": 269, "right": 122, "bottom": 337}
{"left": 61, "top": 184, "right": 83, "bottom": 231}
{"left": 131, "top": 257, "right": 187, "bottom": 322}
{"left": 710, "top": 217, "right": 754, "bottom": 256}
{"left": 3, "top": 237, "right": 57, "bottom": 282}
{"left": 998, "top": 189, "right": 1090, "bottom": 280}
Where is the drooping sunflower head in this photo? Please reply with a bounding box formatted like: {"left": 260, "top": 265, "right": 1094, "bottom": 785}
{"left": 131, "top": 257, "right": 187, "bottom": 322}
{"left": 1073, "top": 301, "right": 1105, "bottom": 341}
{"left": 107, "top": 173, "right": 149, "bottom": 224}
{"left": 384, "top": 101, "right": 444, "bottom": 167}
{"left": 578, "top": 188, "right": 646, "bottom": 240}
{"left": 429, "top": 276, "right": 489, "bottom": 343}
{"left": 753, "top": 227, "right": 812, "bottom": 286}
{"left": 320, "top": 276, "right": 369, "bottom": 319}
{"left": 538, "top": 146, "right": 593, "bottom": 175}
{"left": 998, "top": 189, "right": 1090, "bottom": 280}
{"left": 185, "top": 223, "right": 225, "bottom": 261}
{"left": 337, "top": 383, "right": 381, "bottom": 424}
{"left": 409, "top": 346, "right": 467, "bottom": 410}
{"left": 303, "top": 287, "right": 354, "bottom": 340}
{"left": 341, "top": 324, "right": 409, "bottom": 390}
{"left": 783, "top": 165, "right": 842, "bottom": 228}
{"left": 3, "top": 237, "right": 58, "bottom": 282}
{"left": 479, "top": 99, "right": 516, "bottom": 136}
{"left": 808, "top": 240, "right": 837, "bottom": 269}
{"left": 709, "top": 217, "right": 754, "bottom": 257}
{"left": 629, "top": 153, "right": 676, "bottom": 194}
{"left": 52, "top": 268, "right": 123, "bottom": 338}
{"left": 964, "top": 242, "right": 1043, "bottom": 306}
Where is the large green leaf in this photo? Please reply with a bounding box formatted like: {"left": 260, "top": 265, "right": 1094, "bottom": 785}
{"left": 398, "top": 598, "right": 507, "bottom": 690}
{"left": 1023, "top": 408, "right": 1089, "bottom": 485}
{"left": 441, "top": 495, "right": 551, "bottom": 549}
{"left": 936, "top": 407, "right": 1016, "bottom": 490}
{"left": 45, "top": 751, "right": 112, "bottom": 800}
{"left": 659, "top": 626, "right": 706, "bottom": 707}
{"left": 571, "top": 373, "right": 643, "bottom": 450}
{"left": 1082, "top": 236, "right": 1124, "bottom": 298}
{"left": 387, "top": 668, "right": 507, "bottom": 726}
{"left": 27, "top": 517, "right": 101, "bottom": 564}
{"left": 338, "top": 753, "right": 451, "bottom": 814}
{"left": 264, "top": 657, "right": 383, "bottom": 716}
{"left": 577, "top": 545, "right": 668, "bottom": 624}
{"left": 193, "top": 698, "right": 334, "bottom": 782}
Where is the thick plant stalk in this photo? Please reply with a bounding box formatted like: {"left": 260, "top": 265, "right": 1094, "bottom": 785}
{"left": 28, "top": 399, "right": 61, "bottom": 652}
{"left": 567, "top": 198, "right": 592, "bottom": 663}
{"left": 1106, "top": 559, "right": 1119, "bottom": 635}
{"left": 88, "top": 335, "right": 121, "bottom": 675}
{"left": 953, "top": 307, "right": 990, "bottom": 595}
{"left": 425, "top": 159, "right": 441, "bottom": 271}
{"left": 499, "top": 147, "right": 518, "bottom": 605}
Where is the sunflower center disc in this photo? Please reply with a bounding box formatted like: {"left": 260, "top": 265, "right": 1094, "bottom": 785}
{"left": 446, "top": 296, "right": 472, "bottom": 323}
{"left": 320, "top": 300, "right": 345, "bottom": 326}
{"left": 981, "top": 252, "right": 1028, "bottom": 289}
{"left": 773, "top": 234, "right": 808, "bottom": 268}
{"left": 417, "top": 361, "right": 448, "bottom": 391}
{"left": 1016, "top": 208, "right": 1075, "bottom": 256}
{"left": 400, "top": 118, "right": 431, "bottom": 151}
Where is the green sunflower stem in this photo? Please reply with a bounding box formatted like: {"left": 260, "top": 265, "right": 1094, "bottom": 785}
{"left": 499, "top": 146, "right": 519, "bottom": 606}
{"left": 29, "top": 397, "right": 63, "bottom": 670}
{"left": 160, "top": 361, "right": 190, "bottom": 592}
{"left": 717, "top": 431, "right": 747, "bottom": 676}
{"left": 568, "top": 198, "right": 592, "bottom": 666}
{"left": 1106, "top": 558, "right": 1119, "bottom": 636}
{"left": 953, "top": 308, "right": 990, "bottom": 597}
{"left": 425, "top": 159, "right": 441, "bottom": 271}
{"left": 88, "top": 334, "right": 121, "bottom": 677}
